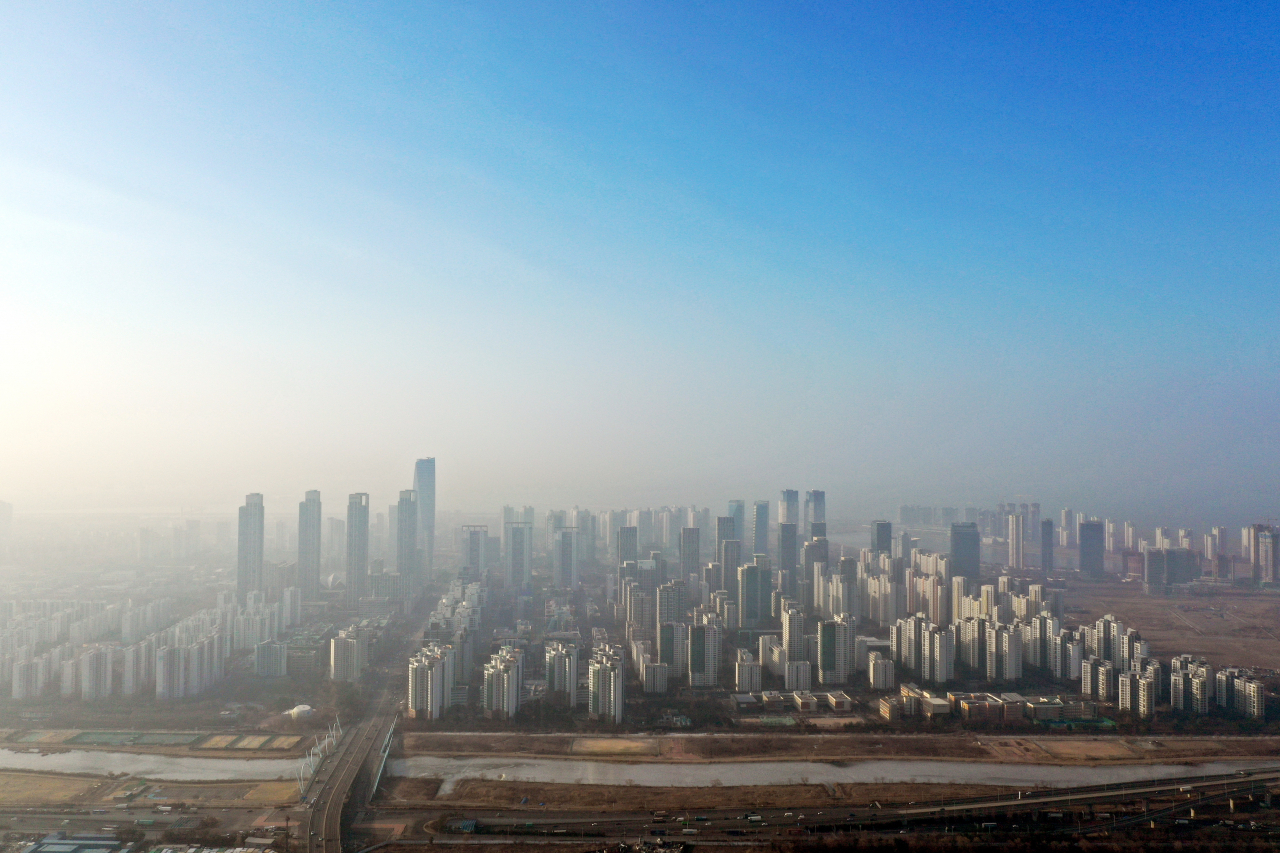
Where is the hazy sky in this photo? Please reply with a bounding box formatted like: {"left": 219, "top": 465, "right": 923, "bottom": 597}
{"left": 1, "top": 3, "right": 1276, "bottom": 526}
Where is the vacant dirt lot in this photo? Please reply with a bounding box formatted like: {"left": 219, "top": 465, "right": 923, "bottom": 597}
{"left": 571, "top": 738, "right": 659, "bottom": 755}
{"left": 1068, "top": 579, "right": 1280, "bottom": 671}
{"left": 401, "top": 733, "right": 574, "bottom": 755}
{"left": 400, "top": 732, "right": 1280, "bottom": 765}
{"left": 434, "top": 778, "right": 1022, "bottom": 811}
{"left": 0, "top": 771, "right": 103, "bottom": 805}
{"left": 142, "top": 780, "right": 299, "bottom": 807}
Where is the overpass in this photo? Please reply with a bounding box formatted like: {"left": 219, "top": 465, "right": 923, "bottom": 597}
{"left": 302, "top": 692, "right": 398, "bottom": 853}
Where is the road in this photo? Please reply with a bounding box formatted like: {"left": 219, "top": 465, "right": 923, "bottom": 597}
{"left": 386, "top": 764, "right": 1280, "bottom": 841}
{"left": 302, "top": 692, "right": 397, "bottom": 853}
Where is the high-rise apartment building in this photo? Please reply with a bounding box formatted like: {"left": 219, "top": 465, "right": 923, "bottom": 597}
{"left": 588, "top": 646, "right": 625, "bottom": 723}
{"left": 298, "top": 491, "right": 322, "bottom": 600}
{"left": 237, "top": 494, "right": 265, "bottom": 605}
{"left": 504, "top": 521, "right": 533, "bottom": 588}
{"left": 555, "top": 528, "right": 579, "bottom": 589}
{"left": 1007, "top": 513, "right": 1024, "bottom": 569}
{"left": 413, "top": 458, "right": 436, "bottom": 576}
{"left": 818, "top": 615, "right": 855, "bottom": 685}
{"left": 482, "top": 646, "right": 523, "bottom": 719}
{"left": 688, "top": 622, "right": 722, "bottom": 688}
{"left": 346, "top": 493, "right": 370, "bottom": 602}
{"left": 408, "top": 643, "right": 455, "bottom": 719}
{"left": 396, "top": 490, "right": 419, "bottom": 587}
{"left": 544, "top": 641, "right": 578, "bottom": 707}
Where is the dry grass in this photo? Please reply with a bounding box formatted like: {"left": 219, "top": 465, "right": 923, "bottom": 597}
{"left": 570, "top": 738, "right": 659, "bottom": 755}
{"left": 435, "top": 778, "right": 1022, "bottom": 811}
{"left": 0, "top": 772, "right": 100, "bottom": 805}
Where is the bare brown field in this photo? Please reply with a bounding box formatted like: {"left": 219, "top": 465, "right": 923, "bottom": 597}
{"left": 400, "top": 732, "right": 1280, "bottom": 765}
{"left": 0, "top": 771, "right": 103, "bottom": 805}
{"left": 379, "top": 777, "right": 442, "bottom": 803}
{"left": 571, "top": 738, "right": 659, "bottom": 755}
{"left": 1068, "top": 579, "right": 1280, "bottom": 670}
{"left": 401, "top": 733, "right": 574, "bottom": 755}
{"left": 143, "top": 780, "right": 299, "bottom": 807}
{"left": 437, "top": 778, "right": 1022, "bottom": 811}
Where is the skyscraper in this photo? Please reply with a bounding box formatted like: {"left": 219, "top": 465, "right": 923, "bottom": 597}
{"left": 1007, "top": 513, "right": 1024, "bottom": 570}
{"left": 504, "top": 521, "right": 533, "bottom": 588}
{"left": 873, "top": 520, "right": 893, "bottom": 554}
{"left": 346, "top": 493, "right": 370, "bottom": 602}
{"left": 555, "top": 528, "right": 579, "bottom": 589}
{"left": 778, "top": 522, "right": 799, "bottom": 586}
{"left": 237, "top": 494, "right": 264, "bottom": 605}
{"left": 616, "top": 525, "right": 639, "bottom": 566}
{"left": 751, "top": 500, "right": 769, "bottom": 555}
{"left": 949, "top": 522, "right": 980, "bottom": 580}
{"left": 413, "top": 458, "right": 436, "bottom": 576}
{"left": 679, "top": 527, "right": 700, "bottom": 580}
{"left": 1041, "top": 519, "right": 1054, "bottom": 571}
{"left": 396, "top": 490, "right": 419, "bottom": 587}
{"left": 1079, "top": 520, "right": 1105, "bottom": 578}
{"left": 728, "top": 500, "right": 746, "bottom": 543}
{"left": 298, "top": 490, "right": 322, "bottom": 600}
{"left": 780, "top": 490, "right": 799, "bottom": 527}
{"left": 804, "top": 490, "right": 826, "bottom": 539}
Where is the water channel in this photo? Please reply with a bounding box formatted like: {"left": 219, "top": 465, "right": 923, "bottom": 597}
{"left": 1, "top": 747, "right": 1275, "bottom": 791}
{"left": 392, "top": 756, "right": 1280, "bottom": 795}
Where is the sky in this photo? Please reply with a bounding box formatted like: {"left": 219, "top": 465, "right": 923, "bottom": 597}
{"left": 0, "top": 2, "right": 1277, "bottom": 528}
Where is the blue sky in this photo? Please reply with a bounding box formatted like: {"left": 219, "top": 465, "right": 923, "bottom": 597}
{"left": 1, "top": 2, "right": 1276, "bottom": 526}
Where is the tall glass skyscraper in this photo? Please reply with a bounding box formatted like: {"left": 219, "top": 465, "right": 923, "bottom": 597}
{"left": 298, "top": 490, "right": 322, "bottom": 600}
{"left": 413, "top": 458, "right": 436, "bottom": 576}
{"left": 346, "top": 493, "right": 370, "bottom": 602}
{"left": 237, "top": 493, "right": 264, "bottom": 604}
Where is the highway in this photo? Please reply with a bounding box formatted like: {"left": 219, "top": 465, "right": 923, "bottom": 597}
{"left": 302, "top": 693, "right": 397, "bottom": 853}
{"left": 397, "top": 764, "right": 1280, "bottom": 841}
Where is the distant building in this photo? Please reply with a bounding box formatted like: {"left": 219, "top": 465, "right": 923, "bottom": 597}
{"left": 949, "top": 522, "right": 980, "bottom": 580}
{"left": 346, "top": 493, "right": 370, "bottom": 602}
{"left": 413, "top": 458, "right": 436, "bottom": 576}
{"left": 873, "top": 520, "right": 893, "bottom": 554}
{"left": 1040, "top": 519, "right": 1054, "bottom": 571}
{"left": 298, "top": 490, "right": 322, "bottom": 600}
{"left": 751, "top": 500, "right": 770, "bottom": 555}
{"left": 237, "top": 493, "right": 265, "bottom": 605}
{"left": 1079, "top": 520, "right": 1105, "bottom": 578}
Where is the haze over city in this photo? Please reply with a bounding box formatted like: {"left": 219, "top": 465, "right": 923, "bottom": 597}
{"left": 4, "top": 6, "right": 1280, "bottom": 851}
{"left": 2, "top": 4, "right": 1278, "bottom": 528}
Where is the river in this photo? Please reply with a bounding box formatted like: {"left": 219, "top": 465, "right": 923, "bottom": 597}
{"left": 389, "top": 756, "right": 1280, "bottom": 795}
{"left": 2, "top": 747, "right": 1275, "bottom": 790}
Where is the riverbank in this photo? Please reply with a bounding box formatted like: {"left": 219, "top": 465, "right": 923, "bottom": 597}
{"left": 399, "top": 732, "right": 1280, "bottom": 766}
{"left": 381, "top": 776, "right": 1024, "bottom": 811}
{"left": 388, "top": 755, "right": 1280, "bottom": 795}
{"left": 0, "top": 728, "right": 316, "bottom": 759}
